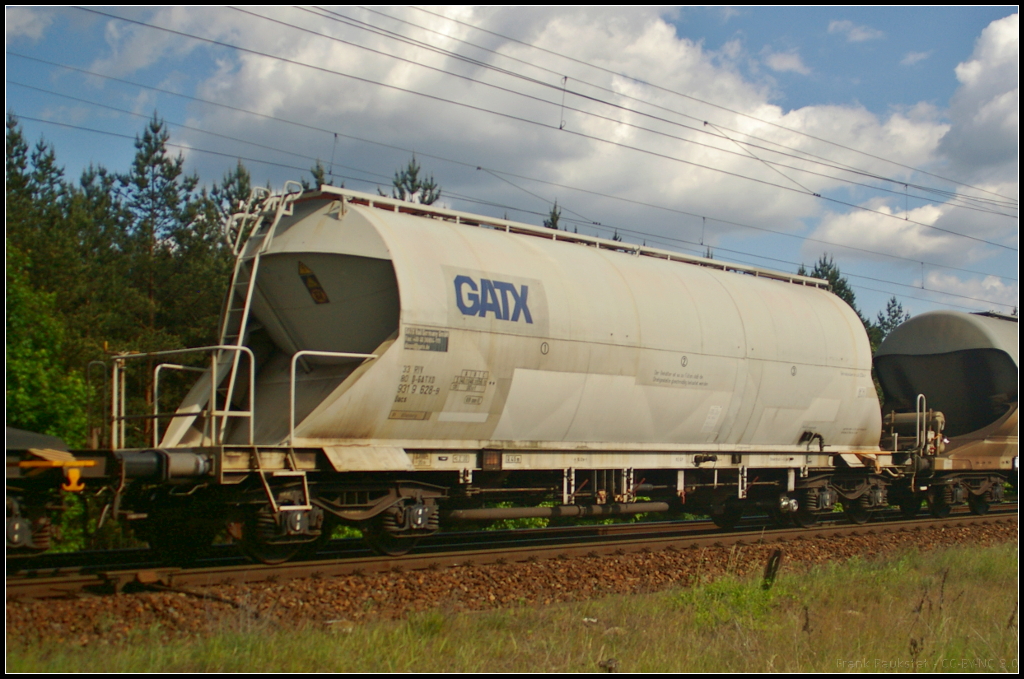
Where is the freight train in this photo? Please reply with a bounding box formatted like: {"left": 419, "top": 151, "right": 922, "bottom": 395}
{"left": 6, "top": 185, "right": 1018, "bottom": 563}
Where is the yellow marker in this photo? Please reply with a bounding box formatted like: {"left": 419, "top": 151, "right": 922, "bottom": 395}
{"left": 62, "top": 467, "right": 85, "bottom": 492}
{"left": 297, "top": 261, "right": 330, "bottom": 304}
{"left": 17, "top": 456, "right": 95, "bottom": 491}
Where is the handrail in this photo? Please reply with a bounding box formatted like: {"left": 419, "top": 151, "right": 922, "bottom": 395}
{"left": 306, "top": 185, "right": 829, "bottom": 289}
{"left": 152, "top": 363, "right": 207, "bottom": 447}
{"left": 110, "top": 345, "right": 256, "bottom": 449}
{"left": 289, "top": 350, "right": 378, "bottom": 446}
{"left": 915, "top": 393, "right": 927, "bottom": 450}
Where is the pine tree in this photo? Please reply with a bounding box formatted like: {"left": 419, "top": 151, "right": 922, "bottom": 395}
{"left": 211, "top": 160, "right": 253, "bottom": 220}
{"left": 798, "top": 254, "right": 859, "bottom": 311}
{"left": 543, "top": 201, "right": 561, "bottom": 230}
{"left": 6, "top": 117, "right": 75, "bottom": 294}
{"left": 301, "top": 160, "right": 338, "bottom": 191}
{"left": 118, "top": 114, "right": 206, "bottom": 349}
{"left": 385, "top": 156, "right": 440, "bottom": 204}
{"left": 210, "top": 161, "right": 256, "bottom": 251}
{"left": 875, "top": 296, "right": 911, "bottom": 342}
{"left": 68, "top": 165, "right": 134, "bottom": 350}
{"left": 114, "top": 115, "right": 231, "bottom": 441}
{"left": 5, "top": 115, "right": 33, "bottom": 256}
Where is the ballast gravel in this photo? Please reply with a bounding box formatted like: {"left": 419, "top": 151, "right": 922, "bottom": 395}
{"left": 6, "top": 520, "right": 1016, "bottom": 647}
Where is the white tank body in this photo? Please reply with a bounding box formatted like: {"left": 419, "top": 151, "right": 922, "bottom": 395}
{"left": 212, "top": 188, "right": 880, "bottom": 454}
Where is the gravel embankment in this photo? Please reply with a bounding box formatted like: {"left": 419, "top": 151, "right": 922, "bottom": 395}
{"left": 6, "top": 520, "right": 1016, "bottom": 647}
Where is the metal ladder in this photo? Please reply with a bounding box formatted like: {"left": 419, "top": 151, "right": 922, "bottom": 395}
{"left": 211, "top": 182, "right": 303, "bottom": 442}
{"left": 252, "top": 446, "right": 313, "bottom": 513}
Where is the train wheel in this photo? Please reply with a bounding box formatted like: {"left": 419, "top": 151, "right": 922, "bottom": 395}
{"left": 240, "top": 539, "right": 302, "bottom": 565}
{"left": 967, "top": 494, "right": 990, "bottom": 516}
{"left": 710, "top": 505, "right": 743, "bottom": 530}
{"left": 927, "top": 498, "right": 951, "bottom": 519}
{"left": 792, "top": 508, "right": 818, "bottom": 528}
{"left": 899, "top": 498, "right": 922, "bottom": 519}
{"left": 843, "top": 499, "right": 870, "bottom": 525}
{"left": 234, "top": 507, "right": 305, "bottom": 565}
{"left": 361, "top": 515, "right": 420, "bottom": 556}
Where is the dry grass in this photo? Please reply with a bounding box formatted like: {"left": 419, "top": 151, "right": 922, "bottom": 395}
{"left": 8, "top": 542, "right": 1018, "bottom": 672}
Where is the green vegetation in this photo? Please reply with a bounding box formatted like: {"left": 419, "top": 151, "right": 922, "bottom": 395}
{"left": 543, "top": 200, "right": 561, "bottom": 230}
{"left": 6, "top": 113, "right": 234, "bottom": 449}
{"left": 6, "top": 242, "right": 88, "bottom": 445}
{"left": 381, "top": 155, "right": 440, "bottom": 204}
{"left": 7, "top": 542, "right": 1017, "bottom": 672}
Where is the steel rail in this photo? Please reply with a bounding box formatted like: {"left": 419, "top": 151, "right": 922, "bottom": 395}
{"left": 7, "top": 509, "right": 1016, "bottom": 600}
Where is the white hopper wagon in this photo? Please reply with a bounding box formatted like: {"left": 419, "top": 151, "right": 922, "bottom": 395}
{"left": 91, "top": 186, "right": 899, "bottom": 561}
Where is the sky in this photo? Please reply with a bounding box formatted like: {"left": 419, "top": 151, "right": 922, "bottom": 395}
{"left": 6, "top": 6, "right": 1019, "bottom": 321}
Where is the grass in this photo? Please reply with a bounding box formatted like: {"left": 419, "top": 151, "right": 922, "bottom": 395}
{"left": 7, "top": 542, "right": 1018, "bottom": 672}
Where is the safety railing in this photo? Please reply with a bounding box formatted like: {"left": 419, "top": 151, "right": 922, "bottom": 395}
{"left": 110, "top": 345, "right": 255, "bottom": 449}
{"left": 289, "top": 350, "right": 378, "bottom": 446}
{"left": 152, "top": 363, "right": 207, "bottom": 447}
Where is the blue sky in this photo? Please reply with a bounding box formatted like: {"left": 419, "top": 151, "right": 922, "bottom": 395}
{"left": 6, "top": 7, "right": 1019, "bottom": 320}
{"left": 668, "top": 7, "right": 1015, "bottom": 113}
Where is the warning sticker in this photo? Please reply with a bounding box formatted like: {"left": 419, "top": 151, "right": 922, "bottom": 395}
{"left": 298, "top": 262, "right": 330, "bottom": 304}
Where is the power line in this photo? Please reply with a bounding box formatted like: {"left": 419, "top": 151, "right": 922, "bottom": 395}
{"left": 14, "top": 113, "right": 1015, "bottom": 312}
{"left": 345, "top": 6, "right": 1017, "bottom": 215}
{"left": 64, "top": 7, "right": 1018, "bottom": 251}
{"left": 7, "top": 50, "right": 1017, "bottom": 283}
{"left": 407, "top": 5, "right": 1018, "bottom": 204}
{"left": 6, "top": 80, "right": 391, "bottom": 185}
{"left": 280, "top": 6, "right": 1016, "bottom": 217}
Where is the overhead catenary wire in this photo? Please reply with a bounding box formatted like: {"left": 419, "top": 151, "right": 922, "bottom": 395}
{"left": 407, "top": 5, "right": 1018, "bottom": 205}
{"left": 328, "top": 5, "right": 1018, "bottom": 214}
{"left": 259, "top": 6, "right": 1017, "bottom": 218}
{"left": 547, "top": 215, "right": 1016, "bottom": 309}
{"left": 13, "top": 113, "right": 1015, "bottom": 313}
{"left": 6, "top": 50, "right": 1017, "bottom": 286}
{"left": 64, "top": 7, "right": 1018, "bottom": 251}
{"left": 6, "top": 81, "right": 392, "bottom": 186}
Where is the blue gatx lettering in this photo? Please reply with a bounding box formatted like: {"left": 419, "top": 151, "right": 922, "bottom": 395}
{"left": 454, "top": 275, "right": 533, "bottom": 323}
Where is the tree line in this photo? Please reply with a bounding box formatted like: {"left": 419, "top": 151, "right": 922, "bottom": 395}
{"left": 7, "top": 114, "right": 247, "bottom": 446}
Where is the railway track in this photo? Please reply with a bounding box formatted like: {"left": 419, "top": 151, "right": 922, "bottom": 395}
{"left": 7, "top": 505, "right": 1016, "bottom": 600}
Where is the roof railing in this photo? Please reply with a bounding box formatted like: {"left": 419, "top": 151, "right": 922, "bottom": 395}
{"left": 280, "top": 185, "right": 830, "bottom": 289}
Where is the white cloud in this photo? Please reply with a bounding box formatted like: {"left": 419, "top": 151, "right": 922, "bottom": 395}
{"left": 938, "top": 13, "right": 1019, "bottom": 181}
{"left": 763, "top": 50, "right": 810, "bottom": 75}
{"left": 5, "top": 7, "right": 53, "bottom": 44}
{"left": 39, "top": 104, "right": 90, "bottom": 126}
{"left": 827, "top": 20, "right": 884, "bottom": 43}
{"left": 90, "top": 7, "right": 239, "bottom": 78}
{"left": 924, "top": 270, "right": 1019, "bottom": 312}
{"left": 900, "top": 51, "right": 931, "bottom": 66}
{"left": 718, "top": 38, "right": 743, "bottom": 61}
{"left": 805, "top": 186, "right": 1020, "bottom": 260}
{"left": 150, "top": 7, "right": 960, "bottom": 241}
{"left": 718, "top": 7, "right": 741, "bottom": 23}
{"left": 806, "top": 203, "right": 961, "bottom": 264}
{"left": 74, "top": 6, "right": 1013, "bottom": 316}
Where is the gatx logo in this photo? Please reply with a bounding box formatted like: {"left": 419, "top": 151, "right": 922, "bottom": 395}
{"left": 454, "top": 275, "right": 533, "bottom": 323}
